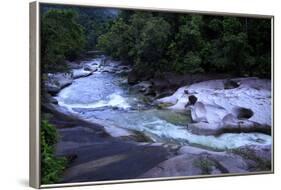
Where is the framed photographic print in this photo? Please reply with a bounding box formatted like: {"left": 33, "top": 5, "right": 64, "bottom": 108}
{"left": 30, "top": 1, "right": 274, "bottom": 188}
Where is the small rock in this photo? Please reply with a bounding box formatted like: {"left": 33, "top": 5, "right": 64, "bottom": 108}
{"left": 150, "top": 143, "right": 164, "bottom": 146}
{"left": 224, "top": 79, "right": 240, "bottom": 89}
{"left": 184, "top": 89, "right": 189, "bottom": 94}
{"left": 170, "top": 145, "right": 180, "bottom": 150}
{"left": 84, "top": 65, "right": 98, "bottom": 72}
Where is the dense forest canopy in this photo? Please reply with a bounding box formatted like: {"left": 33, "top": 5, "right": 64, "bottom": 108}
{"left": 41, "top": 9, "right": 85, "bottom": 72}
{"left": 40, "top": 4, "right": 271, "bottom": 78}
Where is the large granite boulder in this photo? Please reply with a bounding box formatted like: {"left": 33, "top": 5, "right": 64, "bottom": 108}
{"left": 72, "top": 69, "right": 92, "bottom": 79}
{"left": 83, "top": 64, "right": 98, "bottom": 72}
{"left": 157, "top": 78, "right": 272, "bottom": 135}
{"left": 45, "top": 73, "right": 73, "bottom": 95}
{"left": 100, "top": 66, "right": 117, "bottom": 73}
{"left": 45, "top": 69, "right": 92, "bottom": 95}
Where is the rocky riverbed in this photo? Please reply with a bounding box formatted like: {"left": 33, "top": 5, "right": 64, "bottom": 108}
{"left": 42, "top": 56, "right": 272, "bottom": 183}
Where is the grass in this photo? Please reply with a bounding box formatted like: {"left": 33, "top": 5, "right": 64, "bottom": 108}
{"left": 193, "top": 157, "right": 216, "bottom": 175}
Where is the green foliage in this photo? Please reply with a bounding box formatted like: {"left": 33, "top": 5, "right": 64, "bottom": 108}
{"left": 176, "top": 15, "right": 203, "bottom": 52}
{"left": 136, "top": 17, "right": 171, "bottom": 70}
{"left": 97, "top": 18, "right": 132, "bottom": 60}
{"left": 75, "top": 8, "right": 116, "bottom": 50}
{"left": 231, "top": 148, "right": 271, "bottom": 171}
{"left": 97, "top": 11, "right": 271, "bottom": 78}
{"left": 41, "top": 9, "right": 86, "bottom": 73}
{"left": 41, "top": 120, "right": 58, "bottom": 145}
{"left": 98, "top": 12, "right": 172, "bottom": 76}
{"left": 41, "top": 5, "right": 271, "bottom": 78}
{"left": 41, "top": 120, "right": 67, "bottom": 184}
{"left": 221, "top": 18, "right": 252, "bottom": 75}
{"left": 178, "top": 52, "right": 204, "bottom": 74}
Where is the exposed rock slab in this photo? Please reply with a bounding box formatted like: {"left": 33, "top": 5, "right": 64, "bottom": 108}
{"left": 55, "top": 126, "right": 171, "bottom": 183}
{"left": 141, "top": 145, "right": 251, "bottom": 178}
{"left": 140, "top": 154, "right": 203, "bottom": 178}
{"left": 178, "top": 145, "right": 226, "bottom": 156}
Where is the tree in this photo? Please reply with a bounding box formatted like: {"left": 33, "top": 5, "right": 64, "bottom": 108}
{"left": 220, "top": 17, "right": 253, "bottom": 75}
{"left": 136, "top": 17, "right": 171, "bottom": 71}
{"left": 41, "top": 9, "right": 86, "bottom": 73}
{"left": 176, "top": 15, "right": 203, "bottom": 52}
{"left": 170, "top": 15, "right": 204, "bottom": 73}
{"left": 97, "top": 18, "right": 133, "bottom": 61}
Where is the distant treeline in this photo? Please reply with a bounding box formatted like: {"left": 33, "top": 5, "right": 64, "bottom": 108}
{"left": 40, "top": 5, "right": 271, "bottom": 78}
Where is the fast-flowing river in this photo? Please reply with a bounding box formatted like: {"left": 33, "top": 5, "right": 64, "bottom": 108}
{"left": 55, "top": 57, "right": 271, "bottom": 150}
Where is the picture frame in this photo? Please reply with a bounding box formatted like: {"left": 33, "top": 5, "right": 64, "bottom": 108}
{"left": 30, "top": 1, "right": 274, "bottom": 188}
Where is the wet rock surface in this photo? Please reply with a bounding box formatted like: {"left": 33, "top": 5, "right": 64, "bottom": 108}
{"left": 44, "top": 103, "right": 172, "bottom": 183}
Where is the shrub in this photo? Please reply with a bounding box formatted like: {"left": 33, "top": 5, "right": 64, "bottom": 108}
{"left": 41, "top": 120, "right": 67, "bottom": 184}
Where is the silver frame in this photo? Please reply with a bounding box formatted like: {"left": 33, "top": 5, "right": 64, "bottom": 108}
{"left": 29, "top": 1, "right": 275, "bottom": 188}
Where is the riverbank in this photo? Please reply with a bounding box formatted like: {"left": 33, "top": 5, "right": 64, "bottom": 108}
{"left": 43, "top": 102, "right": 271, "bottom": 183}
{"left": 43, "top": 103, "right": 174, "bottom": 183}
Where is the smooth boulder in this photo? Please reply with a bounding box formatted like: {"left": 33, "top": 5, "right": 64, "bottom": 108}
{"left": 158, "top": 78, "right": 272, "bottom": 135}
{"left": 45, "top": 73, "right": 73, "bottom": 95}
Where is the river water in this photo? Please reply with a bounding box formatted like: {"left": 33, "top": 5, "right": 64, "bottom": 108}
{"left": 55, "top": 58, "right": 271, "bottom": 150}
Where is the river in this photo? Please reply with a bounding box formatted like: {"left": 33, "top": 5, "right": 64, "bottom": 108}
{"left": 54, "top": 57, "right": 271, "bottom": 150}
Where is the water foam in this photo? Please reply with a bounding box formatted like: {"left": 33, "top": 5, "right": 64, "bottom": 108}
{"left": 139, "top": 118, "right": 271, "bottom": 149}
{"left": 86, "top": 109, "right": 272, "bottom": 150}
{"left": 56, "top": 93, "right": 130, "bottom": 111}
